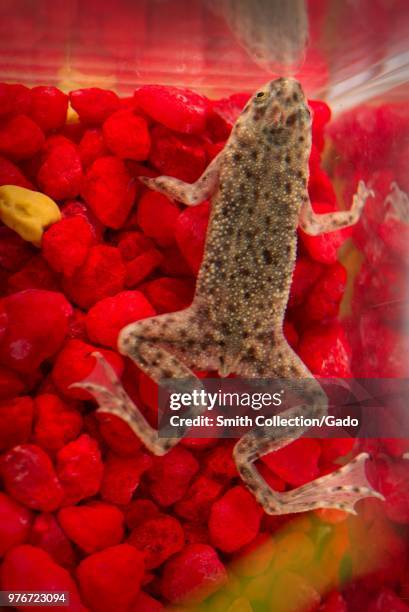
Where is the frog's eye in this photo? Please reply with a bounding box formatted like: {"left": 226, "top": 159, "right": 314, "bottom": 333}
{"left": 255, "top": 91, "right": 269, "bottom": 104}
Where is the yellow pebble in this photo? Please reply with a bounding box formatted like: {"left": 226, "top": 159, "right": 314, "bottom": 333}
{"left": 0, "top": 185, "right": 61, "bottom": 245}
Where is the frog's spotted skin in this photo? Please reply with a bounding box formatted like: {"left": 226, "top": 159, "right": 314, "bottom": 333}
{"left": 77, "top": 78, "right": 383, "bottom": 516}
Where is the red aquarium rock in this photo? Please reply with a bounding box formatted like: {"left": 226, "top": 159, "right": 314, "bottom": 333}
{"left": 58, "top": 502, "right": 124, "bottom": 553}
{"left": 1, "top": 545, "right": 85, "bottom": 611}
{"left": 29, "top": 86, "right": 68, "bottom": 133}
{"left": 0, "top": 114, "right": 44, "bottom": 161}
{"left": 134, "top": 84, "right": 209, "bottom": 134}
{"left": 0, "top": 396, "right": 33, "bottom": 450}
{"left": 0, "top": 290, "right": 72, "bottom": 373}
{"left": 103, "top": 110, "right": 151, "bottom": 160}
{"left": 0, "top": 493, "right": 32, "bottom": 555}
{"left": 0, "top": 444, "right": 63, "bottom": 512}
{"left": 82, "top": 156, "right": 137, "bottom": 228}
{"left": 56, "top": 434, "right": 103, "bottom": 505}
{"left": 160, "top": 543, "right": 227, "bottom": 603}
{"left": 86, "top": 290, "right": 155, "bottom": 349}
{"left": 69, "top": 88, "right": 120, "bottom": 125}
{"left": 76, "top": 544, "right": 144, "bottom": 612}
{"left": 209, "top": 486, "right": 263, "bottom": 553}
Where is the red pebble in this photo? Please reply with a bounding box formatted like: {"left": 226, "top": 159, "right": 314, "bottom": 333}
{"left": 37, "top": 139, "right": 83, "bottom": 200}
{"left": 368, "top": 588, "right": 409, "bottom": 612}
{"left": 0, "top": 156, "right": 32, "bottom": 188}
{"left": 56, "top": 434, "right": 103, "bottom": 505}
{"left": 0, "top": 396, "right": 33, "bottom": 451}
{"left": 69, "top": 88, "right": 120, "bottom": 125}
{"left": 79, "top": 128, "right": 108, "bottom": 167}
{"left": 86, "top": 290, "right": 155, "bottom": 349}
{"left": 0, "top": 290, "right": 72, "bottom": 373}
{"left": 159, "top": 245, "right": 192, "bottom": 277}
{"left": 0, "top": 114, "right": 44, "bottom": 160}
{"left": 0, "top": 366, "right": 26, "bottom": 400}
{"left": 52, "top": 338, "right": 123, "bottom": 400}
{"left": 61, "top": 199, "right": 104, "bottom": 240}
{"left": 207, "top": 93, "right": 250, "bottom": 140}
{"left": 76, "top": 544, "right": 144, "bottom": 612}
{"left": 262, "top": 438, "right": 321, "bottom": 487}
{"left": 131, "top": 591, "right": 163, "bottom": 612}
{"left": 1, "top": 545, "right": 84, "bottom": 612}
{"left": 304, "top": 262, "right": 347, "bottom": 321}
{"left": 97, "top": 412, "right": 142, "bottom": 456}
{"left": 125, "top": 249, "right": 164, "bottom": 287}
{"left": 33, "top": 394, "right": 82, "bottom": 453}
{"left": 29, "top": 86, "right": 68, "bottom": 132}
{"left": 117, "top": 230, "right": 153, "bottom": 260}
{"left": 128, "top": 514, "right": 185, "bottom": 569}
{"left": 124, "top": 499, "right": 161, "bottom": 530}
{"left": 309, "top": 99, "right": 331, "bottom": 152}
{"left": 308, "top": 170, "right": 337, "bottom": 206}
{"left": 134, "top": 85, "right": 209, "bottom": 134}
{"left": 100, "top": 452, "right": 152, "bottom": 505}
{"left": 147, "top": 446, "right": 199, "bottom": 506}
{"left": 0, "top": 227, "right": 32, "bottom": 272}
{"left": 82, "top": 156, "right": 137, "bottom": 228}
{"left": 283, "top": 320, "right": 298, "bottom": 349}
{"left": 160, "top": 543, "right": 227, "bottom": 604}
{"left": 203, "top": 441, "right": 238, "bottom": 482}
{"left": 208, "top": 486, "right": 262, "bottom": 553}
{"left": 149, "top": 125, "right": 207, "bottom": 182}
{"left": 0, "top": 444, "right": 63, "bottom": 512}
{"left": 63, "top": 245, "right": 126, "bottom": 309}
{"left": 297, "top": 324, "right": 352, "bottom": 377}
{"left": 321, "top": 591, "right": 348, "bottom": 612}
{"left": 300, "top": 202, "right": 352, "bottom": 264}
{"left": 7, "top": 255, "right": 58, "bottom": 293}
{"left": 0, "top": 492, "right": 32, "bottom": 555}
{"left": 137, "top": 191, "right": 180, "bottom": 247}
{"left": 288, "top": 257, "right": 323, "bottom": 308}
{"left": 143, "top": 277, "right": 194, "bottom": 314}
{"left": 42, "top": 215, "right": 96, "bottom": 277}
{"left": 0, "top": 83, "right": 31, "bottom": 117}
{"left": 29, "top": 513, "right": 75, "bottom": 568}
{"left": 103, "top": 110, "right": 150, "bottom": 160}
{"left": 175, "top": 201, "right": 210, "bottom": 274}
{"left": 175, "top": 474, "right": 223, "bottom": 520}
{"left": 58, "top": 502, "right": 124, "bottom": 553}
{"left": 376, "top": 458, "right": 409, "bottom": 524}
{"left": 320, "top": 438, "right": 355, "bottom": 465}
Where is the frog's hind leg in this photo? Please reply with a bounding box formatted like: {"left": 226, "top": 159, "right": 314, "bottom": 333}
{"left": 233, "top": 339, "right": 384, "bottom": 515}
{"left": 74, "top": 306, "right": 219, "bottom": 456}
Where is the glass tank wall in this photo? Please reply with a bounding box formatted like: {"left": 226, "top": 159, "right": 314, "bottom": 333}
{"left": 0, "top": 1, "right": 408, "bottom": 611}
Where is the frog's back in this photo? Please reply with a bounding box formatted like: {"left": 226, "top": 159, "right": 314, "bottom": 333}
{"left": 195, "top": 78, "right": 312, "bottom": 340}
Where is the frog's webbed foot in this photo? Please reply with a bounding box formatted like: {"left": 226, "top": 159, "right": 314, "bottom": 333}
{"left": 71, "top": 352, "right": 170, "bottom": 455}
{"left": 276, "top": 453, "right": 384, "bottom": 515}
{"left": 74, "top": 306, "right": 220, "bottom": 455}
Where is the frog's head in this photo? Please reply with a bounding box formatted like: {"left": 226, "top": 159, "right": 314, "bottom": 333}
{"left": 235, "top": 77, "right": 311, "bottom": 146}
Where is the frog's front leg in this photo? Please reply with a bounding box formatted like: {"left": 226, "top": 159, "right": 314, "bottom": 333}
{"left": 139, "top": 151, "right": 223, "bottom": 205}
{"left": 234, "top": 339, "right": 384, "bottom": 515}
{"left": 75, "top": 307, "right": 219, "bottom": 456}
{"left": 300, "top": 180, "right": 373, "bottom": 235}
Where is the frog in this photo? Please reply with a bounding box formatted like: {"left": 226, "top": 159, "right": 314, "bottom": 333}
{"left": 76, "top": 77, "right": 383, "bottom": 516}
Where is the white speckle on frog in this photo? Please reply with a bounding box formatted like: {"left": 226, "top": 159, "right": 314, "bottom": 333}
{"left": 76, "top": 78, "right": 383, "bottom": 515}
